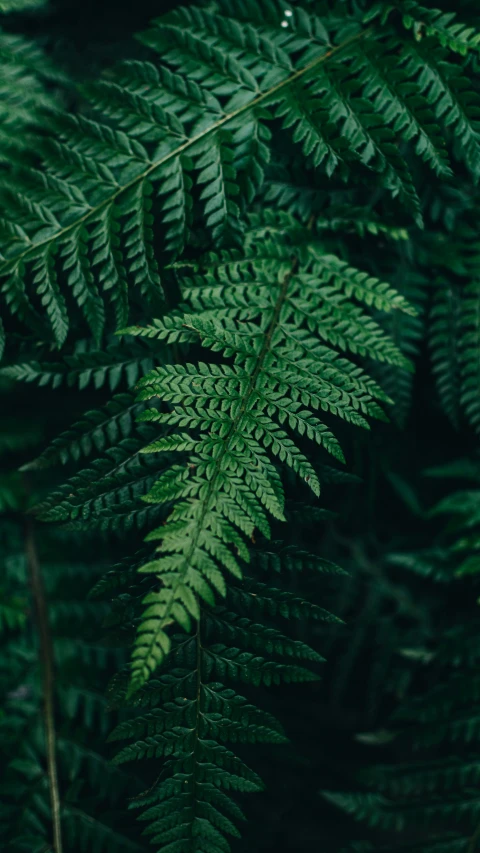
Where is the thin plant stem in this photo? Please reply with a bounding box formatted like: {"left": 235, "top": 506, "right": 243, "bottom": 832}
{"left": 25, "top": 517, "right": 63, "bottom": 853}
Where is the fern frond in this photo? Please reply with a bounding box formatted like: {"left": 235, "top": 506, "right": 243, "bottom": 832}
{"left": 345, "top": 34, "right": 453, "bottom": 179}
{"left": 0, "top": 522, "right": 143, "bottom": 853}
{"left": 2, "top": 2, "right": 475, "bottom": 345}
{"left": 372, "top": 268, "right": 426, "bottom": 428}
{"left": 35, "top": 432, "right": 172, "bottom": 533}
{"left": 22, "top": 393, "right": 151, "bottom": 469}
{"left": 0, "top": 30, "right": 58, "bottom": 167}
{"left": 5, "top": 4, "right": 480, "bottom": 851}
{"left": 366, "top": 1, "right": 480, "bottom": 56}
{"left": 100, "top": 227, "right": 416, "bottom": 693}
{"left": 107, "top": 554, "right": 328, "bottom": 853}
{"left": 0, "top": 339, "right": 156, "bottom": 391}
{"left": 399, "top": 38, "right": 480, "bottom": 178}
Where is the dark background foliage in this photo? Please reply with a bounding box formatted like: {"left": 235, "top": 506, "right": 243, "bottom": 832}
{"left": 2, "top": 1, "right": 480, "bottom": 851}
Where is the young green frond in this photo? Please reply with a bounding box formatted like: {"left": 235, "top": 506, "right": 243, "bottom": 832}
{"left": 115, "top": 228, "right": 414, "bottom": 693}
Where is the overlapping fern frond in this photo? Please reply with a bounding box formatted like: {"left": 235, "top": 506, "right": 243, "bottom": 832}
{"left": 2, "top": 0, "right": 480, "bottom": 348}
{"left": 0, "top": 335, "right": 158, "bottom": 391}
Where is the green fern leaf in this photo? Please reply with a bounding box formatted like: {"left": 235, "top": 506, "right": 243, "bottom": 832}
{"left": 1, "top": 3, "right": 472, "bottom": 345}
{"left": 111, "top": 227, "right": 415, "bottom": 692}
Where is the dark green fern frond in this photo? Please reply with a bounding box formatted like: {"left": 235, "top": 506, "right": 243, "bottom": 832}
{"left": 227, "top": 576, "right": 341, "bottom": 625}
{"left": 4, "top": 4, "right": 480, "bottom": 852}
{"left": 0, "top": 29, "right": 58, "bottom": 166}
{"left": 0, "top": 24, "right": 62, "bottom": 358}
{"left": 105, "top": 549, "right": 333, "bottom": 853}
{"left": 22, "top": 393, "right": 152, "bottom": 469}
{"left": 35, "top": 430, "right": 173, "bottom": 533}
{"left": 245, "top": 207, "right": 409, "bottom": 246}
{"left": 2, "top": 1, "right": 477, "bottom": 347}
{"left": 0, "top": 337, "right": 157, "bottom": 391}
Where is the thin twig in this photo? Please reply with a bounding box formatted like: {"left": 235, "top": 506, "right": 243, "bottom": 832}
{"left": 25, "top": 517, "right": 63, "bottom": 853}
